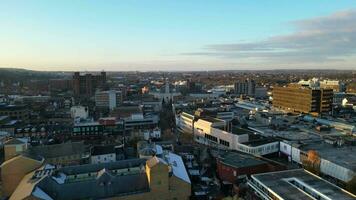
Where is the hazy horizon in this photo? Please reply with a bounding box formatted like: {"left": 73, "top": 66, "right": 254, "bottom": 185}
{"left": 1, "top": 1, "right": 356, "bottom": 71}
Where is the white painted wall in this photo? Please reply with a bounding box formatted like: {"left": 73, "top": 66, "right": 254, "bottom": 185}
{"left": 320, "top": 159, "right": 354, "bottom": 182}
{"left": 91, "top": 153, "right": 116, "bottom": 164}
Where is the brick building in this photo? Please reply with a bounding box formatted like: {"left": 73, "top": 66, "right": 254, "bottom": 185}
{"left": 217, "top": 152, "right": 285, "bottom": 184}
{"left": 73, "top": 72, "right": 106, "bottom": 97}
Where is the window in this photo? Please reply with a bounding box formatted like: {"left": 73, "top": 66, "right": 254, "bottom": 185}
{"left": 204, "top": 134, "right": 218, "bottom": 142}
{"left": 219, "top": 139, "right": 230, "bottom": 147}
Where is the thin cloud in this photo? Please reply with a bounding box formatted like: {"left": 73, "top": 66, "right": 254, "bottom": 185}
{"left": 182, "top": 9, "right": 356, "bottom": 67}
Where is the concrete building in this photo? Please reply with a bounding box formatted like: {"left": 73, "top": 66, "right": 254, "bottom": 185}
{"left": 0, "top": 104, "right": 30, "bottom": 121}
{"left": 72, "top": 118, "right": 125, "bottom": 139}
{"left": 95, "top": 90, "right": 123, "bottom": 110}
{"left": 70, "top": 105, "right": 89, "bottom": 120}
{"left": 73, "top": 72, "right": 106, "bottom": 97}
{"left": 247, "top": 169, "right": 355, "bottom": 200}
{"left": 175, "top": 111, "right": 195, "bottom": 134}
{"left": 123, "top": 113, "right": 159, "bottom": 134}
{"left": 9, "top": 155, "right": 191, "bottom": 200}
{"left": 273, "top": 86, "right": 333, "bottom": 114}
{"left": 143, "top": 128, "right": 161, "bottom": 140}
{"left": 255, "top": 87, "right": 268, "bottom": 99}
{"left": 234, "top": 79, "right": 255, "bottom": 96}
{"left": 193, "top": 116, "right": 279, "bottom": 156}
{"left": 320, "top": 79, "right": 344, "bottom": 92}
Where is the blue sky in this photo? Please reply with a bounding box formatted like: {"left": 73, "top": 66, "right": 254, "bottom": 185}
{"left": 0, "top": 1, "right": 355, "bottom": 71}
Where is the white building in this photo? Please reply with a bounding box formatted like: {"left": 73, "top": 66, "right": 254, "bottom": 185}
{"left": 176, "top": 112, "right": 195, "bottom": 134}
{"left": 70, "top": 106, "right": 89, "bottom": 120}
{"left": 143, "top": 128, "right": 161, "bottom": 140}
{"left": 95, "top": 90, "right": 122, "bottom": 110}
{"left": 191, "top": 115, "right": 279, "bottom": 156}
{"left": 90, "top": 145, "right": 116, "bottom": 164}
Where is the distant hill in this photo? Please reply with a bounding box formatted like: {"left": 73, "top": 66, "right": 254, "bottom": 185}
{"left": 0, "top": 68, "right": 67, "bottom": 82}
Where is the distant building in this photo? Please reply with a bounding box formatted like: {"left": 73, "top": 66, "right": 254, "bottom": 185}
{"left": 150, "top": 80, "right": 180, "bottom": 101}
{"left": 70, "top": 106, "right": 89, "bottom": 120}
{"left": 234, "top": 79, "right": 255, "bottom": 96}
{"left": 320, "top": 79, "right": 345, "bottom": 92}
{"left": 273, "top": 86, "right": 333, "bottom": 114}
{"left": 49, "top": 79, "right": 72, "bottom": 92}
{"left": 255, "top": 87, "right": 268, "bottom": 99}
{"left": 143, "top": 128, "right": 161, "bottom": 140}
{"left": 73, "top": 72, "right": 106, "bottom": 97}
{"left": 0, "top": 104, "right": 30, "bottom": 121}
{"left": 298, "top": 78, "right": 345, "bottom": 92}
{"left": 95, "top": 90, "right": 123, "bottom": 110}
{"left": 247, "top": 169, "right": 355, "bottom": 200}
{"left": 72, "top": 118, "right": 125, "bottom": 140}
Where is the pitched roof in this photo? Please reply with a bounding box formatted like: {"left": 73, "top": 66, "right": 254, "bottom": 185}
{"left": 5, "top": 138, "right": 27, "bottom": 145}
{"left": 28, "top": 141, "right": 89, "bottom": 159}
{"left": 91, "top": 145, "right": 115, "bottom": 156}
{"left": 166, "top": 152, "right": 191, "bottom": 184}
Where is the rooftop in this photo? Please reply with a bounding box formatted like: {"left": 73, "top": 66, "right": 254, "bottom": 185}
{"left": 251, "top": 169, "right": 355, "bottom": 200}
{"left": 219, "top": 152, "right": 267, "bottom": 168}
{"left": 91, "top": 145, "right": 116, "bottom": 156}
{"left": 200, "top": 116, "right": 224, "bottom": 124}
{"left": 298, "top": 141, "right": 356, "bottom": 171}
{"left": 28, "top": 141, "right": 89, "bottom": 159}
{"left": 231, "top": 126, "right": 254, "bottom": 135}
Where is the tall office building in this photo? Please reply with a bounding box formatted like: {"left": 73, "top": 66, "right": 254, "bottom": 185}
{"left": 95, "top": 90, "right": 123, "bottom": 110}
{"left": 273, "top": 85, "right": 333, "bottom": 114}
{"left": 234, "top": 79, "right": 255, "bottom": 96}
{"left": 73, "top": 72, "right": 107, "bottom": 97}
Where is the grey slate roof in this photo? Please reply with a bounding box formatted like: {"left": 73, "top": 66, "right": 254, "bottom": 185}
{"left": 34, "top": 159, "right": 149, "bottom": 200}
{"left": 37, "top": 173, "right": 149, "bottom": 200}
{"left": 28, "top": 141, "right": 89, "bottom": 159}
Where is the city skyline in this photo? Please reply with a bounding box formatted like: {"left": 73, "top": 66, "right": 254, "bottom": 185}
{"left": 1, "top": 1, "right": 356, "bottom": 71}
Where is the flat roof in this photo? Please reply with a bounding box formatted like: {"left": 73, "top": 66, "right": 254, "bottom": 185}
{"left": 242, "top": 135, "right": 279, "bottom": 147}
{"left": 231, "top": 126, "right": 254, "bottom": 135}
{"left": 200, "top": 116, "right": 224, "bottom": 123}
{"left": 219, "top": 152, "right": 267, "bottom": 168}
{"left": 298, "top": 141, "right": 356, "bottom": 171}
{"left": 251, "top": 169, "right": 355, "bottom": 200}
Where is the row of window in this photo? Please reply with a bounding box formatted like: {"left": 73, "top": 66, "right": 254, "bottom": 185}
{"left": 205, "top": 133, "right": 218, "bottom": 143}
{"left": 73, "top": 126, "right": 100, "bottom": 132}
{"left": 237, "top": 143, "right": 279, "bottom": 155}
{"left": 219, "top": 139, "right": 230, "bottom": 147}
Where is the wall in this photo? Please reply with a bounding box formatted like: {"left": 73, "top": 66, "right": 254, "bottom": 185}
{"left": 4, "top": 143, "right": 27, "bottom": 161}
{"left": 320, "top": 159, "right": 354, "bottom": 182}
{"left": 1, "top": 156, "right": 43, "bottom": 197}
{"left": 91, "top": 153, "right": 116, "bottom": 164}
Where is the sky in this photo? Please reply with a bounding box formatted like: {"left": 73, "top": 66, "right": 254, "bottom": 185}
{"left": 0, "top": 0, "right": 355, "bottom": 71}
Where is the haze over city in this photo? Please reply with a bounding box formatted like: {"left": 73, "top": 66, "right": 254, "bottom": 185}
{"left": 1, "top": 0, "right": 356, "bottom": 71}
